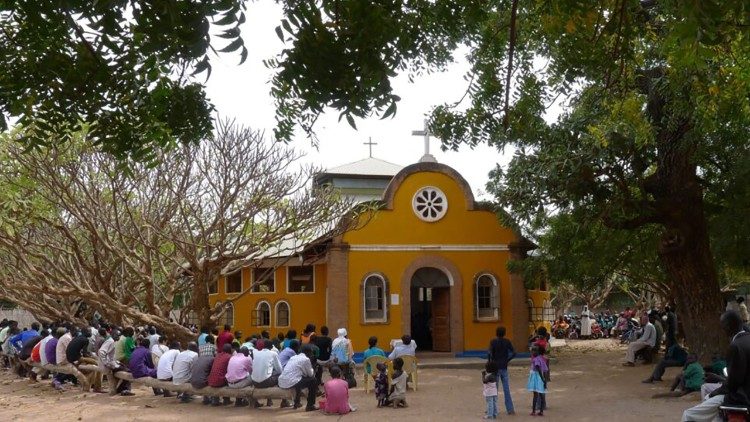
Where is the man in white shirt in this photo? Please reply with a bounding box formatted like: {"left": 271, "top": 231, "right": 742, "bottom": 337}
{"left": 97, "top": 329, "right": 133, "bottom": 396}
{"left": 56, "top": 328, "right": 73, "bottom": 366}
{"left": 278, "top": 343, "right": 318, "bottom": 411}
{"left": 172, "top": 342, "right": 199, "bottom": 403}
{"left": 52, "top": 327, "right": 75, "bottom": 390}
{"left": 252, "top": 340, "right": 284, "bottom": 407}
{"left": 624, "top": 314, "right": 657, "bottom": 365}
{"left": 389, "top": 335, "right": 418, "bottom": 360}
{"left": 156, "top": 341, "right": 181, "bottom": 397}
{"left": 147, "top": 327, "right": 160, "bottom": 348}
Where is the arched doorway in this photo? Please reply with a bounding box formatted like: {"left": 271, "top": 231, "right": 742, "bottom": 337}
{"left": 410, "top": 267, "right": 451, "bottom": 352}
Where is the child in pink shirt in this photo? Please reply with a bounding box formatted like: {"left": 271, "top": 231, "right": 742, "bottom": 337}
{"left": 322, "top": 366, "right": 353, "bottom": 415}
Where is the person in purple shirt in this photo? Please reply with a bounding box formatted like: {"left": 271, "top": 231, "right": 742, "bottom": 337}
{"left": 128, "top": 338, "right": 157, "bottom": 378}
{"left": 279, "top": 341, "right": 297, "bottom": 368}
{"left": 10, "top": 322, "right": 40, "bottom": 350}
{"left": 45, "top": 328, "right": 64, "bottom": 365}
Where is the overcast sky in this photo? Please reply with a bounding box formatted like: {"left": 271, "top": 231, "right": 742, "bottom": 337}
{"left": 204, "top": 3, "right": 512, "bottom": 200}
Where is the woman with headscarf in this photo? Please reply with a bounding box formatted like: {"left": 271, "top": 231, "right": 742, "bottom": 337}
{"left": 331, "top": 328, "right": 356, "bottom": 387}
{"left": 331, "top": 328, "right": 353, "bottom": 364}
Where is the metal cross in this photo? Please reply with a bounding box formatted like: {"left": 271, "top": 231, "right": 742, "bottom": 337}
{"left": 411, "top": 119, "right": 437, "bottom": 163}
{"left": 363, "top": 137, "right": 377, "bottom": 157}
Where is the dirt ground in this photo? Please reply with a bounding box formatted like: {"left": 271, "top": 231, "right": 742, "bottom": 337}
{"left": 0, "top": 340, "right": 699, "bottom": 421}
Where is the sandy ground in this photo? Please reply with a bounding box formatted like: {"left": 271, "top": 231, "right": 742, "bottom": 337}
{"left": 0, "top": 340, "right": 699, "bottom": 421}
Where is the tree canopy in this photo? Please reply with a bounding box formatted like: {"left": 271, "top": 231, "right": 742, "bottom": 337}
{"left": 0, "top": 0, "right": 249, "bottom": 160}
{"left": 269, "top": 1, "right": 750, "bottom": 356}
{"left": 0, "top": 121, "right": 351, "bottom": 337}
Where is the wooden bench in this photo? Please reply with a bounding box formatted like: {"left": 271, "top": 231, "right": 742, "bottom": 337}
{"left": 3, "top": 352, "right": 295, "bottom": 403}
{"left": 108, "top": 371, "right": 294, "bottom": 400}
{"left": 26, "top": 360, "right": 98, "bottom": 391}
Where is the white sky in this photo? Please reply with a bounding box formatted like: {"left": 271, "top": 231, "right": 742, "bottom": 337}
{"left": 204, "top": 3, "right": 512, "bottom": 200}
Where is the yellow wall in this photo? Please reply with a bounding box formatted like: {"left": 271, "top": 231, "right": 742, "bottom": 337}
{"left": 345, "top": 250, "right": 515, "bottom": 351}
{"left": 342, "top": 171, "right": 523, "bottom": 351}
{"left": 207, "top": 169, "right": 528, "bottom": 352}
{"left": 208, "top": 264, "right": 328, "bottom": 339}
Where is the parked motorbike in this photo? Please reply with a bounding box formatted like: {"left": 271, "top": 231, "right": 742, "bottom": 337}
{"left": 719, "top": 368, "right": 750, "bottom": 421}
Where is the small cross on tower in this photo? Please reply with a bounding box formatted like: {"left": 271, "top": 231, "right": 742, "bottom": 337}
{"left": 411, "top": 119, "right": 437, "bottom": 163}
{"left": 363, "top": 137, "right": 377, "bottom": 158}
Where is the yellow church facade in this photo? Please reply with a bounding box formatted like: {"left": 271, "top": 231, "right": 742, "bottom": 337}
{"left": 208, "top": 160, "right": 547, "bottom": 353}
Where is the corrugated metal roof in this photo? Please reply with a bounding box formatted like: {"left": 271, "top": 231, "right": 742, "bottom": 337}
{"left": 325, "top": 157, "right": 403, "bottom": 176}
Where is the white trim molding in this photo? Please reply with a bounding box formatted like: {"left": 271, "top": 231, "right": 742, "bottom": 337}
{"left": 349, "top": 244, "right": 509, "bottom": 252}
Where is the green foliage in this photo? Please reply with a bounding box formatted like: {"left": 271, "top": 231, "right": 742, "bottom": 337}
{"left": 0, "top": 1, "right": 249, "bottom": 159}
{"left": 269, "top": 0, "right": 488, "bottom": 141}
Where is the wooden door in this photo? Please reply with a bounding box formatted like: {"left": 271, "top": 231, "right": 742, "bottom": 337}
{"left": 432, "top": 287, "right": 451, "bottom": 352}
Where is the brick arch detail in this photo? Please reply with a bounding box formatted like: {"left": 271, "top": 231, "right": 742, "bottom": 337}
{"left": 400, "top": 255, "right": 464, "bottom": 352}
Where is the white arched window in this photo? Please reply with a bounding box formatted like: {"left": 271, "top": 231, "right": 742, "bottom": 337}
{"left": 363, "top": 274, "right": 387, "bottom": 323}
{"left": 543, "top": 299, "right": 555, "bottom": 322}
{"left": 475, "top": 274, "right": 499, "bottom": 320}
{"left": 253, "top": 301, "right": 271, "bottom": 327}
{"left": 275, "top": 301, "right": 290, "bottom": 327}
{"left": 218, "top": 302, "right": 234, "bottom": 327}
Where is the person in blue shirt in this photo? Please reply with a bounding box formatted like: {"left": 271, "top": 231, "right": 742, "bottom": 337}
{"left": 488, "top": 326, "right": 516, "bottom": 415}
{"left": 363, "top": 336, "right": 386, "bottom": 374}
{"left": 10, "top": 322, "right": 40, "bottom": 351}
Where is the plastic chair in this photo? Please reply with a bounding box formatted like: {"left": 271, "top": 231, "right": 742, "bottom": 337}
{"left": 362, "top": 355, "right": 389, "bottom": 393}
{"left": 399, "top": 355, "right": 418, "bottom": 391}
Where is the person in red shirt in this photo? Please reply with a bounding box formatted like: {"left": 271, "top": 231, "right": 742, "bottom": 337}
{"left": 216, "top": 324, "right": 234, "bottom": 351}
{"left": 31, "top": 340, "right": 43, "bottom": 363}
{"left": 207, "top": 343, "right": 234, "bottom": 406}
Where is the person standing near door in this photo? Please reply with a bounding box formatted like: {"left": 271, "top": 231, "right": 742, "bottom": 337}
{"left": 488, "top": 326, "right": 516, "bottom": 415}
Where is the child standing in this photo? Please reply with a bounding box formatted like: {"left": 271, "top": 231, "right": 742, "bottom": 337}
{"left": 374, "top": 362, "right": 389, "bottom": 407}
{"left": 483, "top": 361, "right": 499, "bottom": 419}
{"left": 527, "top": 344, "right": 548, "bottom": 416}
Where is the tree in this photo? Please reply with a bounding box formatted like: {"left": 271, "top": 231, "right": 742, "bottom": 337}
{"left": 269, "top": 2, "right": 750, "bottom": 356}
{"left": 513, "top": 212, "right": 669, "bottom": 311}
{"left": 0, "top": 1, "right": 249, "bottom": 159}
{"left": 0, "top": 121, "right": 352, "bottom": 339}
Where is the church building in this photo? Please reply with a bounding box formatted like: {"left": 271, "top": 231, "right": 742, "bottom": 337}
{"left": 208, "top": 147, "right": 550, "bottom": 353}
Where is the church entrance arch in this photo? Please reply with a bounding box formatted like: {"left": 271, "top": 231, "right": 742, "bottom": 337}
{"left": 410, "top": 267, "right": 450, "bottom": 351}
{"left": 401, "top": 256, "right": 464, "bottom": 353}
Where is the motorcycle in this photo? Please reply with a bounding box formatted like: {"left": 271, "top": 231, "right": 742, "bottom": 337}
{"left": 590, "top": 321, "right": 604, "bottom": 339}
{"left": 719, "top": 368, "right": 750, "bottom": 421}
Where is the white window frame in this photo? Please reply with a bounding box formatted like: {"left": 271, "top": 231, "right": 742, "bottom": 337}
{"left": 286, "top": 265, "right": 315, "bottom": 294}
{"left": 208, "top": 279, "right": 218, "bottom": 296}
{"left": 254, "top": 300, "right": 271, "bottom": 327}
{"left": 476, "top": 274, "right": 499, "bottom": 321}
{"left": 225, "top": 270, "right": 243, "bottom": 294}
{"left": 274, "top": 300, "right": 291, "bottom": 327}
{"left": 224, "top": 302, "right": 235, "bottom": 327}
{"left": 251, "top": 267, "right": 276, "bottom": 294}
{"left": 543, "top": 299, "right": 555, "bottom": 322}
{"left": 363, "top": 274, "right": 388, "bottom": 323}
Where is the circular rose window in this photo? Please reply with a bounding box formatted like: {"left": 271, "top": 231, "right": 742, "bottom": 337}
{"left": 412, "top": 186, "right": 448, "bottom": 222}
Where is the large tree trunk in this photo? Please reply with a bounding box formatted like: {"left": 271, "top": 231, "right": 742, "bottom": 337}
{"left": 643, "top": 71, "right": 725, "bottom": 358}
{"left": 651, "top": 151, "right": 725, "bottom": 357}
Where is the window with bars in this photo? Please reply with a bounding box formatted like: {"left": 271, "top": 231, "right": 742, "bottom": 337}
{"left": 251, "top": 268, "right": 275, "bottom": 293}
{"left": 252, "top": 301, "right": 271, "bottom": 326}
{"left": 475, "top": 274, "right": 499, "bottom": 320}
{"left": 363, "top": 275, "right": 387, "bottom": 322}
{"left": 275, "top": 301, "right": 290, "bottom": 327}
{"left": 219, "top": 302, "right": 234, "bottom": 327}
{"left": 287, "top": 266, "right": 314, "bottom": 293}
{"left": 226, "top": 271, "right": 242, "bottom": 293}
